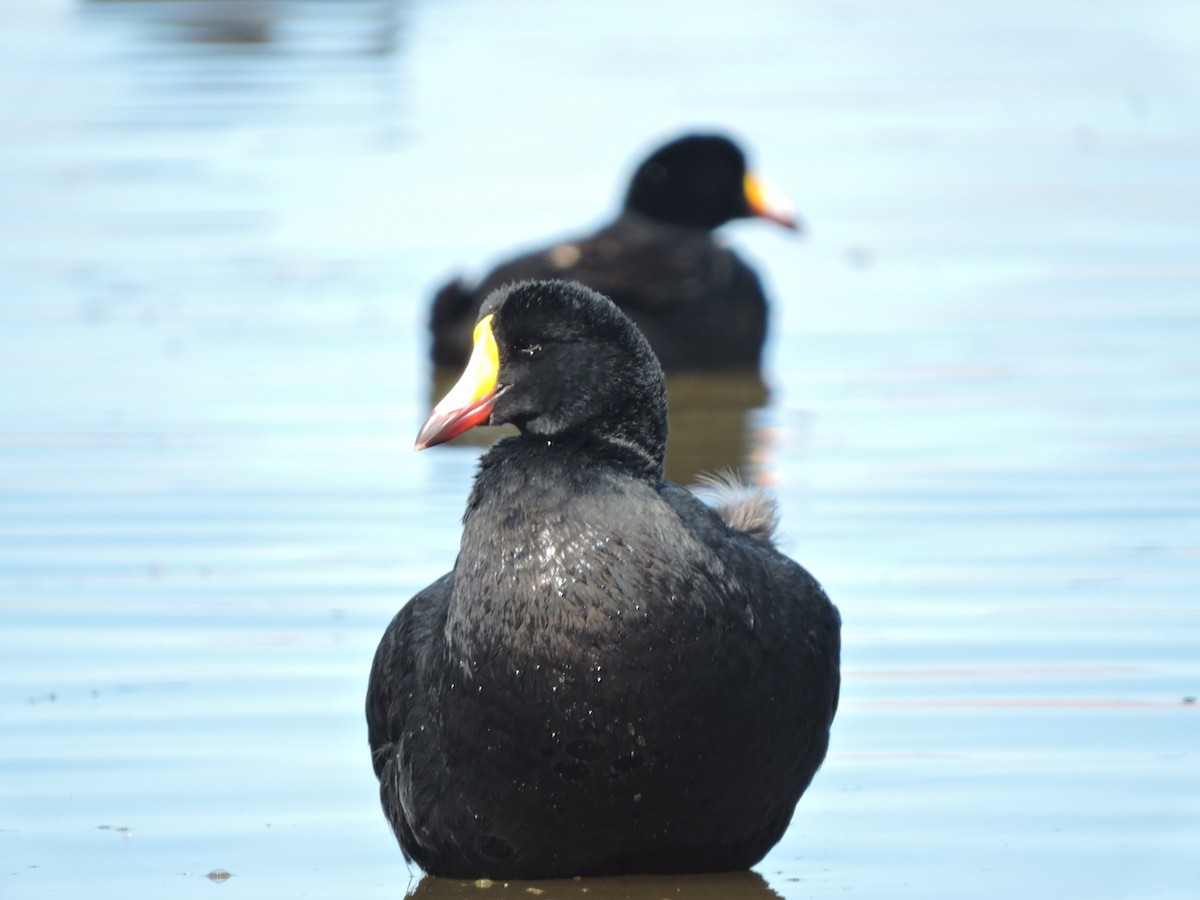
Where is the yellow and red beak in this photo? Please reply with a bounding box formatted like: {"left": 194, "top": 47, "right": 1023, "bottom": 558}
{"left": 744, "top": 172, "right": 802, "bottom": 232}
{"left": 415, "top": 314, "right": 501, "bottom": 449}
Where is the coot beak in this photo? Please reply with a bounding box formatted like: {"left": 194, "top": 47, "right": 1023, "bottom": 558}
{"left": 416, "top": 314, "right": 501, "bottom": 449}
{"left": 744, "top": 172, "right": 803, "bottom": 232}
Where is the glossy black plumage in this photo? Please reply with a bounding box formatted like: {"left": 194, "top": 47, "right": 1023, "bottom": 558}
{"left": 429, "top": 134, "right": 799, "bottom": 373}
{"left": 369, "top": 280, "right": 840, "bottom": 879}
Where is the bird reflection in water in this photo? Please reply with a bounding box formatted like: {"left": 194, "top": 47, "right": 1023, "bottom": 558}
{"left": 83, "top": 0, "right": 401, "bottom": 54}
{"left": 405, "top": 870, "right": 785, "bottom": 900}
{"left": 426, "top": 368, "right": 770, "bottom": 486}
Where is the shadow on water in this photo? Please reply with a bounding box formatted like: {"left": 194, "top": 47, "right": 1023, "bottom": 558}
{"left": 406, "top": 870, "right": 784, "bottom": 900}
{"left": 426, "top": 368, "right": 770, "bottom": 485}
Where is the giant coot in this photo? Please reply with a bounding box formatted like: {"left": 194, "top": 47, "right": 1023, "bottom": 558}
{"left": 429, "top": 134, "right": 801, "bottom": 374}
{"left": 369, "top": 280, "right": 840, "bottom": 879}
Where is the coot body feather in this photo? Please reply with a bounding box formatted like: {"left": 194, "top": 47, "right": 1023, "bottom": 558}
{"left": 369, "top": 280, "right": 839, "bottom": 879}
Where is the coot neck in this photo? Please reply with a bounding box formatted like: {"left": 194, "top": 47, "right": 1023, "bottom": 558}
{"left": 618, "top": 204, "right": 716, "bottom": 233}
{"left": 467, "top": 433, "right": 662, "bottom": 518}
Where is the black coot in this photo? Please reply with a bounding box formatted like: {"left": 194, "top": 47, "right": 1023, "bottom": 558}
{"left": 369, "top": 280, "right": 840, "bottom": 879}
{"left": 429, "top": 134, "right": 801, "bottom": 374}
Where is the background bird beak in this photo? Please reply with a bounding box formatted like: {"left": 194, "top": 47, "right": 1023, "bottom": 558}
{"left": 415, "top": 314, "right": 501, "bottom": 449}
{"left": 744, "top": 172, "right": 803, "bottom": 232}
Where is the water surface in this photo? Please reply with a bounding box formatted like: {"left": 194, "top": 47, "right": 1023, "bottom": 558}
{"left": 2, "top": 1, "right": 1198, "bottom": 898}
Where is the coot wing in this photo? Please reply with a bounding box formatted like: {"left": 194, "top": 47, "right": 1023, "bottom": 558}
{"left": 366, "top": 573, "right": 456, "bottom": 864}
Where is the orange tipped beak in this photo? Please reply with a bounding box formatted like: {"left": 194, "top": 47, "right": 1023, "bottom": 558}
{"left": 415, "top": 314, "right": 501, "bottom": 449}
{"left": 744, "top": 172, "right": 803, "bottom": 232}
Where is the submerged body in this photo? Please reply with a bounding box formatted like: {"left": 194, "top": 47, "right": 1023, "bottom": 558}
{"left": 368, "top": 281, "right": 839, "bottom": 878}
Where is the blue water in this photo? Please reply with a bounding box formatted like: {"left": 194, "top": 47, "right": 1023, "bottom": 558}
{"left": 2, "top": 1, "right": 1199, "bottom": 898}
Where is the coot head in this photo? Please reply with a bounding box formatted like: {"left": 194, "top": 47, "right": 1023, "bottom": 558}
{"left": 623, "top": 133, "right": 800, "bottom": 231}
{"left": 415, "top": 281, "right": 669, "bottom": 471}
